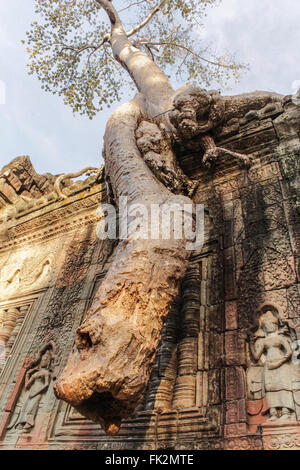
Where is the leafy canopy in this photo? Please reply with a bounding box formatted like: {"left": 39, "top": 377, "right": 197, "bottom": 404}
{"left": 25, "top": 0, "right": 246, "bottom": 118}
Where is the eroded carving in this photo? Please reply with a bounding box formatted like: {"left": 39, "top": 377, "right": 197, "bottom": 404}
{"left": 2, "top": 304, "right": 30, "bottom": 365}
{"left": 0, "top": 307, "right": 19, "bottom": 350}
{"left": 247, "top": 305, "right": 300, "bottom": 423}
{"left": 0, "top": 253, "right": 54, "bottom": 297}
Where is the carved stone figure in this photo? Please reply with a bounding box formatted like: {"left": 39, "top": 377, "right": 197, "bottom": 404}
{"left": 247, "top": 306, "right": 300, "bottom": 422}
{"left": 8, "top": 342, "right": 56, "bottom": 432}
{"left": 169, "top": 85, "right": 283, "bottom": 167}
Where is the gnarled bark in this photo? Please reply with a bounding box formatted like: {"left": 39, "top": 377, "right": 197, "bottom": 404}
{"left": 54, "top": 1, "right": 194, "bottom": 435}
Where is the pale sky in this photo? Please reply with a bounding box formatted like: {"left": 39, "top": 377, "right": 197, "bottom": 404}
{"left": 0, "top": 0, "right": 299, "bottom": 175}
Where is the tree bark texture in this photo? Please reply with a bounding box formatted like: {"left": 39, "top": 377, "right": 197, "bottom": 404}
{"left": 54, "top": 2, "right": 194, "bottom": 435}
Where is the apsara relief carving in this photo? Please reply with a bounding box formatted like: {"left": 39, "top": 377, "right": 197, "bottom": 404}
{"left": 247, "top": 305, "right": 300, "bottom": 424}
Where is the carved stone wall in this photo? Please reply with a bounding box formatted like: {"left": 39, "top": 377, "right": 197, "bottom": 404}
{"left": 0, "top": 93, "right": 299, "bottom": 450}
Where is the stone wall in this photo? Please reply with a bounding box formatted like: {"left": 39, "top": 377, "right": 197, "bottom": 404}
{"left": 0, "top": 93, "right": 299, "bottom": 450}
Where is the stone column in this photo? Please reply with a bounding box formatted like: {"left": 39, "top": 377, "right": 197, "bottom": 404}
{"left": 172, "top": 264, "right": 200, "bottom": 409}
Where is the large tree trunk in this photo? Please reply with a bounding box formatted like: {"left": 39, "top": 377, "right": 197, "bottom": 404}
{"left": 54, "top": 1, "right": 194, "bottom": 435}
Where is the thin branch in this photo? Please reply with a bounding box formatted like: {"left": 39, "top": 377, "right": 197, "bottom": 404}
{"left": 58, "top": 34, "right": 110, "bottom": 60}
{"left": 147, "top": 41, "right": 242, "bottom": 70}
{"left": 93, "top": 0, "right": 167, "bottom": 42}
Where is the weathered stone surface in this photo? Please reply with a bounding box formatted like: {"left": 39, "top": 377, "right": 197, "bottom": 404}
{"left": 0, "top": 156, "right": 55, "bottom": 206}
{"left": 0, "top": 88, "right": 299, "bottom": 449}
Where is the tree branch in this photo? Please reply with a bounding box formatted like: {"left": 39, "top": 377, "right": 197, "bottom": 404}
{"left": 93, "top": 0, "right": 174, "bottom": 131}
{"left": 147, "top": 41, "right": 242, "bottom": 70}
{"left": 94, "top": 0, "right": 122, "bottom": 28}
